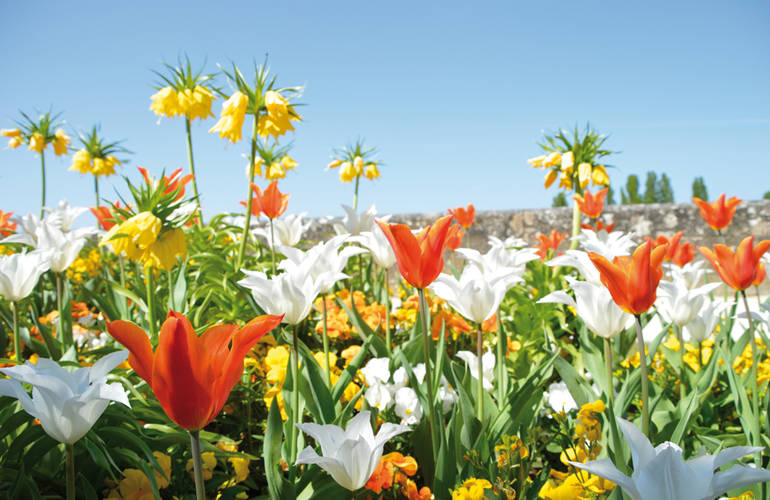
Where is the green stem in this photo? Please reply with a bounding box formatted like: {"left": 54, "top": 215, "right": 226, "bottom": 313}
{"left": 569, "top": 197, "right": 581, "bottom": 250}
{"left": 322, "top": 297, "right": 331, "bottom": 387}
{"left": 417, "top": 288, "right": 437, "bottom": 463}
{"left": 185, "top": 118, "right": 204, "bottom": 227}
{"left": 94, "top": 175, "right": 100, "bottom": 209}
{"left": 65, "top": 442, "right": 75, "bottom": 500}
{"left": 675, "top": 323, "right": 686, "bottom": 400}
{"left": 495, "top": 308, "right": 505, "bottom": 409}
{"left": 604, "top": 338, "right": 615, "bottom": 410}
{"left": 236, "top": 113, "right": 259, "bottom": 270}
{"left": 634, "top": 315, "right": 650, "bottom": 437}
{"left": 604, "top": 337, "right": 625, "bottom": 470}
{"left": 269, "top": 217, "right": 276, "bottom": 275}
{"left": 698, "top": 340, "right": 704, "bottom": 370}
{"left": 476, "top": 325, "right": 484, "bottom": 422}
{"left": 145, "top": 271, "right": 156, "bottom": 342}
{"left": 383, "top": 267, "right": 391, "bottom": 355}
{"left": 740, "top": 290, "right": 762, "bottom": 467}
{"left": 57, "top": 273, "right": 73, "bottom": 349}
{"left": 352, "top": 175, "right": 360, "bottom": 211}
{"left": 189, "top": 430, "right": 206, "bottom": 500}
{"left": 39, "top": 152, "right": 46, "bottom": 219}
{"left": 289, "top": 324, "right": 301, "bottom": 471}
{"left": 12, "top": 301, "right": 20, "bottom": 364}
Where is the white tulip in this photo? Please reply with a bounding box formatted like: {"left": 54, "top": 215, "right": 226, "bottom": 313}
{"left": 278, "top": 234, "right": 365, "bottom": 293}
{"left": 456, "top": 350, "right": 495, "bottom": 391}
{"left": 431, "top": 266, "right": 512, "bottom": 324}
{"left": 456, "top": 245, "right": 536, "bottom": 289}
{"left": 333, "top": 204, "right": 384, "bottom": 236}
{"left": 35, "top": 222, "right": 86, "bottom": 273}
{"left": 0, "top": 351, "right": 130, "bottom": 444}
{"left": 575, "top": 228, "right": 636, "bottom": 260}
{"left": 657, "top": 279, "right": 721, "bottom": 327}
{"left": 295, "top": 410, "right": 410, "bottom": 490}
{"left": 546, "top": 249, "right": 602, "bottom": 285}
{"left": 570, "top": 418, "right": 770, "bottom": 500}
{"left": 687, "top": 300, "right": 730, "bottom": 343}
{"left": 238, "top": 268, "right": 321, "bottom": 325}
{"left": 254, "top": 213, "right": 310, "bottom": 249}
{"left": 667, "top": 260, "right": 708, "bottom": 289}
{"left": 488, "top": 235, "right": 529, "bottom": 249}
{"left": 350, "top": 228, "right": 397, "bottom": 269}
{"left": 0, "top": 250, "right": 52, "bottom": 302}
{"left": 43, "top": 200, "right": 88, "bottom": 232}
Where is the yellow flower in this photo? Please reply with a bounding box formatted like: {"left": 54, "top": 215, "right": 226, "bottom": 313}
{"left": 544, "top": 169, "right": 558, "bottom": 188}
{"left": 558, "top": 169, "right": 573, "bottom": 190}
{"left": 101, "top": 211, "right": 161, "bottom": 260}
{"left": 0, "top": 128, "right": 21, "bottom": 138}
{"left": 142, "top": 227, "right": 186, "bottom": 270}
{"left": 264, "top": 346, "right": 290, "bottom": 386}
{"left": 592, "top": 164, "right": 609, "bottom": 186}
{"left": 7, "top": 137, "right": 21, "bottom": 149}
{"left": 152, "top": 451, "right": 172, "bottom": 488}
{"left": 178, "top": 85, "right": 216, "bottom": 121}
{"left": 539, "top": 474, "right": 586, "bottom": 500}
{"left": 186, "top": 451, "right": 217, "bottom": 481}
{"left": 577, "top": 162, "right": 592, "bottom": 189}
{"left": 560, "top": 151, "right": 574, "bottom": 170}
{"left": 543, "top": 152, "right": 561, "bottom": 167}
{"left": 257, "top": 90, "right": 301, "bottom": 139}
{"left": 353, "top": 156, "right": 364, "bottom": 175}
{"left": 339, "top": 161, "right": 356, "bottom": 182}
{"left": 209, "top": 91, "right": 249, "bottom": 143}
{"left": 327, "top": 159, "right": 342, "bottom": 169}
{"left": 52, "top": 129, "right": 70, "bottom": 156}
{"left": 263, "top": 385, "right": 287, "bottom": 419}
{"left": 451, "top": 478, "right": 492, "bottom": 500}
{"left": 281, "top": 155, "right": 298, "bottom": 173}
{"left": 150, "top": 86, "right": 182, "bottom": 118}
{"left": 313, "top": 351, "right": 338, "bottom": 371}
{"left": 69, "top": 149, "right": 92, "bottom": 174}
{"left": 114, "top": 468, "right": 156, "bottom": 500}
{"left": 527, "top": 154, "right": 546, "bottom": 167}
{"left": 264, "top": 90, "right": 289, "bottom": 116}
{"left": 28, "top": 132, "right": 45, "bottom": 153}
{"left": 364, "top": 163, "right": 380, "bottom": 180}
{"left": 340, "top": 345, "right": 361, "bottom": 365}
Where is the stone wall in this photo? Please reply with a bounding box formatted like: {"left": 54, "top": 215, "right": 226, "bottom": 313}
{"left": 308, "top": 200, "right": 770, "bottom": 251}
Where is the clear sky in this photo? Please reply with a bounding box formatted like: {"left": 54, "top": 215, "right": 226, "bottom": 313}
{"left": 1, "top": 1, "right": 768, "bottom": 223}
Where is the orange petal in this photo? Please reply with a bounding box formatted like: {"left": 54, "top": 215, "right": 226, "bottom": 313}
{"left": 589, "top": 252, "right": 630, "bottom": 313}
{"left": 106, "top": 320, "right": 154, "bottom": 386}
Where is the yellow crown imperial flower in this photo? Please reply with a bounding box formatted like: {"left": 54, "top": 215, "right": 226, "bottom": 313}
{"left": 101, "top": 211, "right": 161, "bottom": 260}
{"left": 149, "top": 86, "right": 182, "bottom": 118}
{"left": 592, "top": 164, "right": 609, "bottom": 186}
{"left": 141, "top": 227, "right": 186, "bottom": 271}
{"left": 178, "top": 85, "right": 216, "bottom": 121}
{"left": 560, "top": 151, "right": 574, "bottom": 170}
{"left": 258, "top": 90, "right": 301, "bottom": 139}
{"left": 28, "top": 132, "right": 45, "bottom": 153}
{"left": 577, "top": 162, "right": 592, "bottom": 189}
{"left": 364, "top": 163, "right": 380, "bottom": 180}
{"left": 339, "top": 161, "right": 356, "bottom": 182}
{"left": 0, "top": 128, "right": 21, "bottom": 138}
{"left": 209, "top": 91, "right": 249, "bottom": 143}
{"left": 543, "top": 151, "right": 561, "bottom": 167}
{"left": 69, "top": 149, "right": 92, "bottom": 174}
{"left": 52, "top": 128, "right": 70, "bottom": 156}
{"left": 327, "top": 159, "right": 342, "bottom": 169}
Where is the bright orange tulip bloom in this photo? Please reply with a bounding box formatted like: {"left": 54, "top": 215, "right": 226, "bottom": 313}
{"left": 588, "top": 240, "right": 668, "bottom": 315}
{"left": 240, "top": 185, "right": 263, "bottom": 218}
{"left": 0, "top": 210, "right": 17, "bottom": 236}
{"left": 445, "top": 224, "right": 465, "bottom": 250}
{"left": 138, "top": 167, "right": 194, "bottom": 202}
{"left": 692, "top": 193, "right": 742, "bottom": 231}
{"left": 574, "top": 188, "right": 608, "bottom": 219}
{"left": 534, "top": 229, "right": 568, "bottom": 261}
{"left": 254, "top": 181, "right": 289, "bottom": 219}
{"left": 90, "top": 203, "right": 126, "bottom": 231}
{"left": 448, "top": 203, "right": 475, "bottom": 229}
{"left": 754, "top": 261, "right": 766, "bottom": 286}
{"left": 376, "top": 214, "right": 454, "bottom": 289}
{"left": 581, "top": 219, "right": 616, "bottom": 233}
{"left": 107, "top": 311, "right": 282, "bottom": 430}
{"left": 698, "top": 236, "right": 770, "bottom": 291}
{"left": 648, "top": 231, "right": 695, "bottom": 267}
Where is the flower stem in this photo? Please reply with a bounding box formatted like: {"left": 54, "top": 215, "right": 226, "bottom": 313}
{"left": 634, "top": 315, "right": 650, "bottom": 437}
{"left": 236, "top": 113, "right": 259, "bottom": 270}
{"left": 185, "top": 118, "right": 204, "bottom": 227}
{"left": 569, "top": 196, "right": 581, "bottom": 250}
{"left": 417, "top": 288, "right": 438, "bottom": 463}
{"left": 289, "top": 324, "right": 301, "bottom": 471}
{"left": 57, "top": 273, "right": 73, "bottom": 349}
{"left": 39, "top": 152, "right": 46, "bottom": 219}
{"left": 65, "top": 443, "right": 75, "bottom": 500}
{"left": 476, "top": 325, "right": 484, "bottom": 423}
{"left": 322, "top": 297, "right": 331, "bottom": 387}
{"left": 352, "top": 175, "right": 360, "bottom": 212}
{"left": 269, "top": 217, "right": 276, "bottom": 275}
{"left": 495, "top": 308, "right": 505, "bottom": 410}
{"left": 698, "top": 340, "right": 704, "bottom": 370}
{"left": 740, "top": 290, "right": 762, "bottom": 467}
{"left": 604, "top": 338, "right": 615, "bottom": 409}
{"left": 145, "top": 271, "right": 156, "bottom": 342}
{"left": 93, "top": 175, "right": 100, "bottom": 209}
{"left": 12, "top": 301, "right": 20, "bottom": 364}
{"left": 384, "top": 268, "right": 391, "bottom": 355}
{"left": 675, "top": 323, "right": 686, "bottom": 400}
{"left": 189, "top": 430, "right": 206, "bottom": 500}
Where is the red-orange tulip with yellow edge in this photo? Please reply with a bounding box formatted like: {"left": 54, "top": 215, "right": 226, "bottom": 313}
{"left": 138, "top": 167, "right": 194, "bottom": 202}
{"left": 754, "top": 262, "right": 766, "bottom": 287}
{"left": 692, "top": 193, "right": 742, "bottom": 231}
{"left": 445, "top": 224, "right": 465, "bottom": 251}
{"left": 376, "top": 214, "right": 454, "bottom": 289}
{"left": 449, "top": 204, "right": 475, "bottom": 229}
{"left": 574, "top": 188, "right": 608, "bottom": 219}
{"left": 254, "top": 181, "right": 289, "bottom": 219}
{"left": 648, "top": 231, "right": 695, "bottom": 267}
{"left": 588, "top": 240, "right": 668, "bottom": 315}
{"left": 107, "top": 311, "right": 282, "bottom": 430}
{"left": 698, "top": 236, "right": 770, "bottom": 291}
{"left": 534, "top": 229, "right": 568, "bottom": 261}
{"left": 581, "top": 220, "right": 616, "bottom": 233}
{"left": 0, "top": 210, "right": 17, "bottom": 237}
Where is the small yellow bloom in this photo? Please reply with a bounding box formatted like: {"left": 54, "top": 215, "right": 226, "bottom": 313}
{"left": 327, "top": 159, "right": 342, "bottom": 169}
{"left": 150, "top": 86, "right": 182, "bottom": 118}
{"left": 264, "top": 90, "right": 289, "bottom": 116}
{"left": 52, "top": 128, "right": 70, "bottom": 156}
{"left": 209, "top": 91, "right": 249, "bottom": 143}
{"left": 0, "top": 128, "right": 21, "bottom": 138}
{"left": 142, "top": 228, "right": 186, "bottom": 270}
{"left": 527, "top": 154, "right": 546, "bottom": 167}
{"left": 28, "top": 132, "right": 45, "bottom": 153}
{"left": 186, "top": 451, "right": 216, "bottom": 481}
{"left": 69, "top": 149, "right": 92, "bottom": 174}
{"left": 340, "top": 345, "right": 361, "bottom": 365}
{"left": 101, "top": 211, "right": 161, "bottom": 260}
{"left": 339, "top": 161, "right": 356, "bottom": 182}
{"left": 544, "top": 169, "right": 558, "bottom": 188}
{"left": 592, "top": 164, "right": 610, "bottom": 186}
{"left": 543, "top": 152, "right": 561, "bottom": 167}
{"left": 451, "top": 478, "right": 492, "bottom": 500}
{"left": 353, "top": 156, "right": 364, "bottom": 175}
{"left": 178, "top": 85, "right": 216, "bottom": 121}
{"left": 313, "top": 351, "right": 338, "bottom": 371}
{"left": 364, "top": 164, "right": 380, "bottom": 180}
{"left": 560, "top": 151, "right": 574, "bottom": 170}
{"left": 7, "top": 137, "right": 21, "bottom": 149}
{"left": 281, "top": 155, "right": 298, "bottom": 173}
{"left": 577, "top": 162, "right": 592, "bottom": 189}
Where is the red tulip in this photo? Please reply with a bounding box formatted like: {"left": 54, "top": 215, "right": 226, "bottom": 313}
{"left": 376, "top": 214, "right": 454, "bottom": 288}
{"left": 0, "top": 210, "right": 17, "bottom": 236}
{"left": 107, "top": 311, "right": 282, "bottom": 430}
{"left": 574, "top": 188, "right": 608, "bottom": 219}
{"left": 448, "top": 203, "right": 475, "bottom": 229}
{"left": 692, "top": 193, "right": 742, "bottom": 231}
{"left": 698, "top": 236, "right": 770, "bottom": 291}
{"left": 588, "top": 240, "right": 667, "bottom": 315}
{"left": 138, "top": 167, "right": 194, "bottom": 201}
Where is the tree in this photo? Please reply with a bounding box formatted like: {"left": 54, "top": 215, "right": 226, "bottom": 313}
{"left": 621, "top": 174, "right": 642, "bottom": 204}
{"left": 606, "top": 185, "right": 616, "bottom": 205}
{"left": 692, "top": 176, "right": 708, "bottom": 201}
{"left": 552, "top": 192, "right": 568, "bottom": 207}
{"left": 764, "top": 191, "right": 770, "bottom": 200}
{"left": 644, "top": 172, "right": 659, "bottom": 203}
{"left": 659, "top": 173, "right": 674, "bottom": 202}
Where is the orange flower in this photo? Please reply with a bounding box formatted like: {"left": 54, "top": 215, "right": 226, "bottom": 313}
{"left": 431, "top": 308, "right": 472, "bottom": 340}
{"left": 0, "top": 210, "right": 17, "bottom": 236}
{"left": 376, "top": 214, "right": 454, "bottom": 289}
{"left": 588, "top": 240, "right": 668, "bottom": 315}
{"left": 754, "top": 261, "right": 766, "bottom": 286}
{"left": 107, "top": 311, "right": 282, "bottom": 430}
{"left": 90, "top": 203, "right": 125, "bottom": 231}
{"left": 138, "top": 167, "right": 193, "bottom": 202}
{"left": 692, "top": 193, "right": 742, "bottom": 231}
{"left": 698, "top": 236, "right": 770, "bottom": 291}
{"left": 449, "top": 203, "right": 475, "bottom": 229}
{"left": 240, "top": 184, "right": 263, "bottom": 218}
{"left": 535, "top": 229, "right": 568, "bottom": 261}
{"left": 648, "top": 231, "right": 695, "bottom": 267}
{"left": 581, "top": 220, "right": 616, "bottom": 233}
{"left": 445, "top": 224, "right": 465, "bottom": 251}
{"left": 254, "top": 181, "right": 289, "bottom": 219}
{"left": 574, "top": 188, "right": 608, "bottom": 219}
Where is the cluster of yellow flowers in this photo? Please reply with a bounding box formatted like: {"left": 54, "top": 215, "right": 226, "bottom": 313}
{"left": 66, "top": 249, "right": 102, "bottom": 284}
{"left": 327, "top": 155, "right": 380, "bottom": 182}
{"left": 733, "top": 337, "right": 770, "bottom": 384}
{"left": 539, "top": 400, "right": 615, "bottom": 500}
{"left": 104, "top": 451, "right": 172, "bottom": 499}
{"left": 150, "top": 85, "right": 216, "bottom": 121}
{"left": 451, "top": 478, "right": 493, "bottom": 500}
{"left": 528, "top": 151, "right": 609, "bottom": 191}
{"left": 258, "top": 90, "right": 301, "bottom": 139}
{"left": 313, "top": 290, "right": 386, "bottom": 341}
{"left": 620, "top": 346, "right": 666, "bottom": 374}
{"left": 392, "top": 290, "right": 476, "bottom": 341}
{"left": 101, "top": 212, "right": 186, "bottom": 271}
{"left": 69, "top": 149, "right": 121, "bottom": 177}
{"left": 494, "top": 434, "right": 528, "bottom": 469}
{"left": 209, "top": 92, "right": 249, "bottom": 143}
{"left": 1, "top": 127, "right": 70, "bottom": 155}
{"left": 251, "top": 154, "right": 298, "bottom": 181}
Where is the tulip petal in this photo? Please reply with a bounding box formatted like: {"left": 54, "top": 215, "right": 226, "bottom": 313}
{"left": 106, "top": 320, "right": 154, "bottom": 386}
{"left": 617, "top": 418, "right": 656, "bottom": 472}
{"left": 568, "top": 458, "right": 637, "bottom": 497}
{"left": 711, "top": 465, "right": 770, "bottom": 496}
{"left": 89, "top": 350, "right": 129, "bottom": 384}
{"left": 0, "top": 379, "right": 39, "bottom": 418}
{"left": 588, "top": 252, "right": 630, "bottom": 312}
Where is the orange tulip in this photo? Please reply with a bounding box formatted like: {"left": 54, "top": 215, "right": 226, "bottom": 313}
{"left": 254, "top": 181, "right": 289, "bottom": 219}
{"left": 138, "top": 167, "right": 194, "bottom": 202}
{"left": 445, "top": 224, "right": 465, "bottom": 251}
{"left": 588, "top": 240, "right": 668, "bottom": 315}
{"left": 692, "top": 193, "right": 742, "bottom": 231}
{"left": 534, "top": 229, "right": 568, "bottom": 261}
{"left": 240, "top": 184, "right": 263, "bottom": 218}
{"left": 376, "top": 214, "right": 454, "bottom": 289}
{"left": 648, "top": 231, "right": 695, "bottom": 267}
{"left": 698, "top": 236, "right": 770, "bottom": 291}
{"left": 581, "top": 219, "right": 616, "bottom": 233}
{"left": 107, "top": 311, "right": 282, "bottom": 430}
{"left": 448, "top": 203, "right": 475, "bottom": 229}
{"left": 574, "top": 188, "right": 608, "bottom": 219}
{"left": 0, "top": 210, "right": 17, "bottom": 236}
{"left": 754, "top": 261, "right": 766, "bottom": 286}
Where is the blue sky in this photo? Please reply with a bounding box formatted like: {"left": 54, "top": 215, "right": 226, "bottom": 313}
{"left": 1, "top": 1, "right": 768, "bottom": 223}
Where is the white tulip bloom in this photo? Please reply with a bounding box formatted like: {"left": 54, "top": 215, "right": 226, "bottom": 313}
{"left": 546, "top": 249, "right": 602, "bottom": 285}
{"left": 657, "top": 279, "right": 721, "bottom": 327}
{"left": 333, "top": 204, "right": 385, "bottom": 236}
{"left": 455, "top": 246, "right": 536, "bottom": 288}
{"left": 394, "top": 387, "right": 423, "bottom": 426}
{"left": 278, "top": 235, "right": 365, "bottom": 293}
{"left": 546, "top": 381, "right": 577, "bottom": 412}
{"left": 43, "top": 200, "right": 89, "bottom": 232}
{"left": 667, "top": 260, "right": 708, "bottom": 289}
{"left": 295, "top": 410, "right": 410, "bottom": 491}
{"left": 538, "top": 277, "right": 633, "bottom": 339}
{"left": 488, "top": 235, "right": 529, "bottom": 249}
{"left": 687, "top": 300, "right": 730, "bottom": 343}
{"left": 431, "top": 266, "right": 512, "bottom": 324}
{"left": 350, "top": 228, "right": 397, "bottom": 269}
{"left": 0, "top": 250, "right": 52, "bottom": 302}
{"left": 456, "top": 350, "right": 495, "bottom": 391}
{"left": 575, "top": 228, "right": 636, "bottom": 260}
{"left": 35, "top": 223, "right": 86, "bottom": 273}
{"left": 238, "top": 268, "right": 321, "bottom": 325}
{"left": 570, "top": 418, "right": 770, "bottom": 500}
{"left": 0, "top": 351, "right": 130, "bottom": 444}
{"left": 254, "top": 213, "right": 310, "bottom": 249}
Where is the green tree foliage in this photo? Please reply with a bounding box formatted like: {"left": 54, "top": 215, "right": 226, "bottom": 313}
{"left": 606, "top": 185, "right": 616, "bottom": 205}
{"left": 622, "top": 171, "right": 674, "bottom": 204}
{"left": 552, "top": 191, "right": 568, "bottom": 207}
{"left": 692, "top": 176, "right": 709, "bottom": 201}
{"left": 659, "top": 173, "right": 674, "bottom": 202}
{"left": 644, "top": 172, "right": 659, "bottom": 203}
{"left": 764, "top": 191, "right": 770, "bottom": 200}
{"left": 621, "top": 174, "right": 642, "bottom": 204}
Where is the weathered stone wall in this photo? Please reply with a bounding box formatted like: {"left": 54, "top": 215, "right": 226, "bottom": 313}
{"left": 308, "top": 200, "right": 770, "bottom": 251}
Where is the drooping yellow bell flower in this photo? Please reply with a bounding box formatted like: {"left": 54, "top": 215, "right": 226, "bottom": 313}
{"left": 543, "top": 152, "right": 561, "bottom": 167}
{"left": 150, "top": 86, "right": 182, "bottom": 118}
{"left": 178, "top": 85, "right": 216, "bottom": 121}
{"left": 7, "top": 138, "right": 21, "bottom": 149}
{"left": 141, "top": 227, "right": 186, "bottom": 270}
{"left": 592, "top": 164, "right": 609, "bottom": 186}
{"left": 560, "top": 151, "right": 574, "bottom": 170}
{"left": 28, "top": 132, "right": 45, "bottom": 153}
{"left": 544, "top": 169, "right": 558, "bottom": 188}
{"left": 101, "top": 211, "right": 161, "bottom": 261}
{"left": 1, "top": 128, "right": 21, "bottom": 138}
{"left": 339, "top": 161, "right": 356, "bottom": 182}
{"left": 352, "top": 156, "right": 364, "bottom": 176}
{"left": 327, "top": 159, "right": 342, "bottom": 169}
{"left": 280, "top": 156, "right": 298, "bottom": 174}
{"left": 527, "top": 154, "right": 546, "bottom": 167}
{"left": 257, "top": 90, "right": 301, "bottom": 139}
{"left": 69, "top": 150, "right": 92, "bottom": 174}
{"left": 52, "top": 129, "right": 70, "bottom": 156}
{"left": 364, "top": 164, "right": 380, "bottom": 180}
{"left": 577, "top": 162, "right": 592, "bottom": 189}
{"left": 209, "top": 92, "right": 249, "bottom": 143}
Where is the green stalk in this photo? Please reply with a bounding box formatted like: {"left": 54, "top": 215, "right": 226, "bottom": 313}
{"left": 185, "top": 118, "right": 204, "bottom": 227}
{"left": 56, "top": 273, "right": 73, "bottom": 349}
{"left": 634, "top": 315, "right": 650, "bottom": 437}
{"left": 569, "top": 198, "right": 581, "bottom": 250}
{"left": 189, "top": 430, "right": 206, "bottom": 500}
{"left": 269, "top": 217, "right": 276, "bottom": 275}
{"left": 495, "top": 308, "right": 505, "bottom": 409}
{"left": 604, "top": 338, "right": 615, "bottom": 410}
{"left": 322, "top": 297, "right": 331, "bottom": 387}
{"left": 604, "top": 337, "right": 627, "bottom": 472}
{"left": 93, "top": 175, "right": 100, "bottom": 209}
{"left": 236, "top": 113, "right": 259, "bottom": 270}
{"left": 698, "top": 340, "right": 704, "bottom": 370}
{"left": 39, "top": 152, "right": 46, "bottom": 219}
{"left": 65, "top": 443, "right": 75, "bottom": 500}
{"left": 12, "top": 301, "right": 20, "bottom": 364}
{"left": 289, "top": 324, "right": 301, "bottom": 470}
{"left": 417, "top": 288, "right": 438, "bottom": 462}
{"left": 145, "top": 271, "right": 156, "bottom": 342}
{"left": 352, "top": 175, "right": 360, "bottom": 211}
{"left": 740, "top": 290, "right": 762, "bottom": 468}
{"left": 476, "top": 325, "right": 484, "bottom": 422}
{"left": 384, "top": 268, "right": 391, "bottom": 355}
{"left": 675, "top": 323, "right": 686, "bottom": 399}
